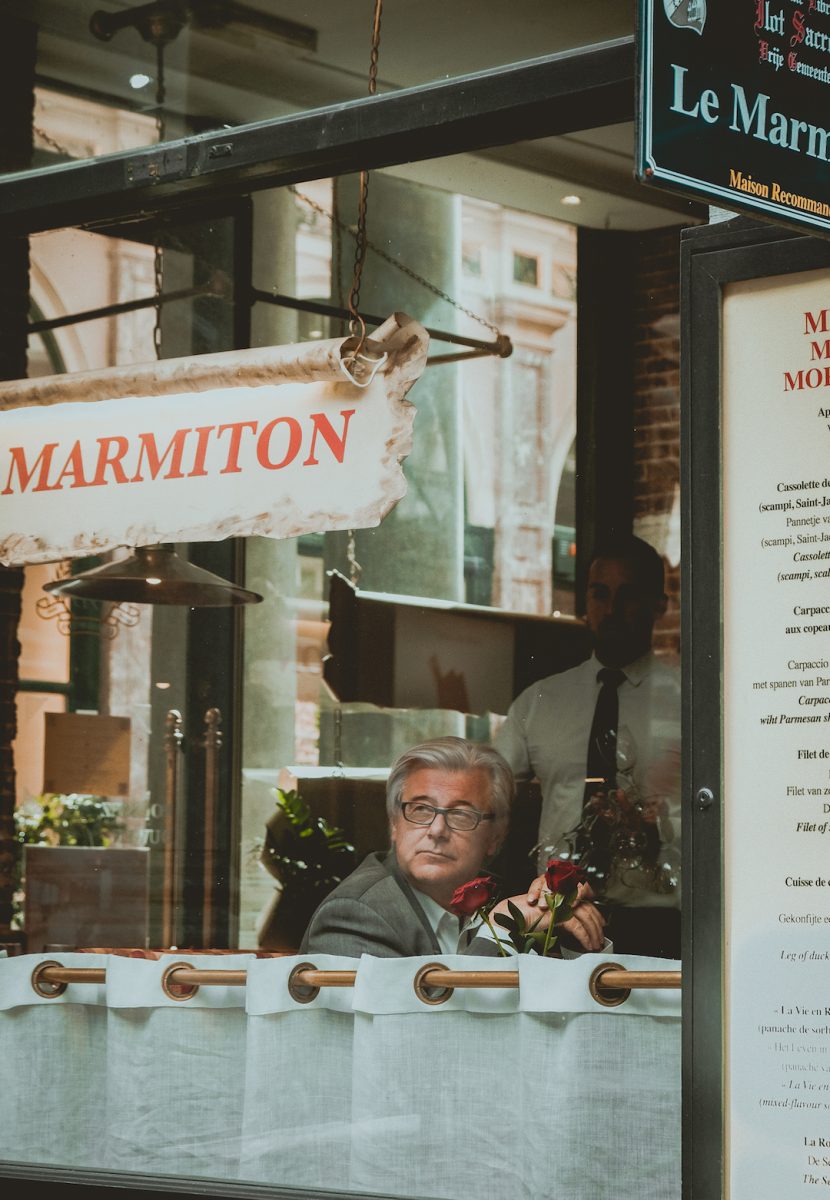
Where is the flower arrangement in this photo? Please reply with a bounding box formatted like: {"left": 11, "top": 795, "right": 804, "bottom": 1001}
{"left": 545, "top": 735, "right": 680, "bottom": 898}
{"left": 450, "top": 858, "right": 586, "bottom": 958}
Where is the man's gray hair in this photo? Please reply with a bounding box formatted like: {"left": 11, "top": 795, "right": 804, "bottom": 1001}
{"left": 386, "top": 736, "right": 514, "bottom": 829}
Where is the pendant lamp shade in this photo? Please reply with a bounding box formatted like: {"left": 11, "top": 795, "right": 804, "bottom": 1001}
{"left": 42, "top": 545, "right": 263, "bottom": 607}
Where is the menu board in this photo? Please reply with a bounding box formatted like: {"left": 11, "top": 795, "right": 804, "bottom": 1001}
{"left": 43, "top": 712, "right": 131, "bottom": 797}
{"left": 723, "top": 269, "right": 830, "bottom": 1196}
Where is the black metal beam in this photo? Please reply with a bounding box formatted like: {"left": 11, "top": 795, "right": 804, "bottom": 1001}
{"left": 27, "top": 280, "right": 226, "bottom": 335}
{"left": 250, "top": 289, "right": 512, "bottom": 358}
{"left": 0, "top": 38, "right": 636, "bottom": 235}
{"left": 575, "top": 227, "right": 636, "bottom": 600}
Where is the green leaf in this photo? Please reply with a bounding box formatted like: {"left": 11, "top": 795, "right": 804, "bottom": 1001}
{"left": 507, "top": 900, "right": 526, "bottom": 931}
{"left": 543, "top": 934, "right": 559, "bottom": 958}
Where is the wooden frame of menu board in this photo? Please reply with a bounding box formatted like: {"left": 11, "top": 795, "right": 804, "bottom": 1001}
{"left": 682, "top": 218, "right": 830, "bottom": 1200}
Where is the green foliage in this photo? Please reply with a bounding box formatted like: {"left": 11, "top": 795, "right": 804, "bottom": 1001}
{"left": 14, "top": 793, "right": 122, "bottom": 848}
{"left": 489, "top": 890, "right": 572, "bottom": 956}
{"left": 12, "top": 793, "right": 123, "bottom": 930}
{"left": 494, "top": 900, "right": 548, "bottom": 955}
{"left": 258, "top": 788, "right": 356, "bottom": 898}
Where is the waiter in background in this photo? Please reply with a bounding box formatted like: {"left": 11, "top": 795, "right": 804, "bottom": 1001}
{"left": 496, "top": 535, "right": 681, "bottom": 959}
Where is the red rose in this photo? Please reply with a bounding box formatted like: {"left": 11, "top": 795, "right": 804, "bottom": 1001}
{"left": 450, "top": 875, "right": 497, "bottom": 916}
{"left": 544, "top": 858, "right": 584, "bottom": 896}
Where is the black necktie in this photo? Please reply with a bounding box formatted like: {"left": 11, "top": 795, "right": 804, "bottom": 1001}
{"left": 577, "top": 667, "right": 625, "bottom": 888}
{"left": 584, "top": 667, "right": 626, "bottom": 802}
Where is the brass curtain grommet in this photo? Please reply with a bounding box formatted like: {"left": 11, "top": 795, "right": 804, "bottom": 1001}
{"left": 589, "top": 962, "right": 631, "bottom": 1008}
{"left": 161, "top": 961, "right": 199, "bottom": 1001}
{"left": 413, "top": 962, "right": 454, "bottom": 1006}
{"left": 31, "top": 960, "right": 67, "bottom": 998}
{"left": 287, "top": 962, "right": 320, "bottom": 1004}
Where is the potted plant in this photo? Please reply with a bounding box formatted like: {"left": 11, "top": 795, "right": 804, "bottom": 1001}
{"left": 255, "top": 788, "right": 356, "bottom": 952}
{"left": 13, "top": 793, "right": 123, "bottom": 931}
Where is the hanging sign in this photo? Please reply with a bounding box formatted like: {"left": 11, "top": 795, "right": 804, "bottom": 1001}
{"left": 0, "top": 313, "right": 428, "bottom": 566}
{"left": 638, "top": 1, "right": 830, "bottom": 234}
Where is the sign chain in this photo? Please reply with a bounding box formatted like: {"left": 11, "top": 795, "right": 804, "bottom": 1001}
{"left": 291, "top": 184, "right": 502, "bottom": 341}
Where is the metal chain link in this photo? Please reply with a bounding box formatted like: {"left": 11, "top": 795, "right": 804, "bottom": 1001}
{"left": 290, "top": 184, "right": 501, "bottom": 340}
{"left": 341, "top": 0, "right": 384, "bottom": 578}
{"left": 153, "top": 55, "right": 167, "bottom": 361}
{"left": 331, "top": 182, "right": 346, "bottom": 313}
{"left": 153, "top": 242, "right": 164, "bottom": 360}
{"left": 346, "top": 0, "right": 383, "bottom": 353}
{"left": 346, "top": 528, "right": 362, "bottom": 587}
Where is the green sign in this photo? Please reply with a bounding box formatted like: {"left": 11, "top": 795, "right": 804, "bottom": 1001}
{"left": 638, "top": 0, "right": 830, "bottom": 234}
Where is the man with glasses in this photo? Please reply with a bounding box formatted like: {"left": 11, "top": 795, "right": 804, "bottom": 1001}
{"left": 300, "top": 736, "right": 604, "bottom": 958}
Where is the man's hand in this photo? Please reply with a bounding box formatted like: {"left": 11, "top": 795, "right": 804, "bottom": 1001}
{"left": 557, "top": 883, "right": 606, "bottom": 950}
{"left": 489, "top": 893, "right": 553, "bottom": 932}
{"left": 526, "top": 875, "right": 606, "bottom": 952}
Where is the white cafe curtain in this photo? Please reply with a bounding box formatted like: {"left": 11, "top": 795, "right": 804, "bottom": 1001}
{"left": 0, "top": 951, "right": 681, "bottom": 1199}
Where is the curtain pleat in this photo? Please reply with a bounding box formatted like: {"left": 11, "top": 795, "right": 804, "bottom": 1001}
{"left": 0, "top": 951, "right": 681, "bottom": 1198}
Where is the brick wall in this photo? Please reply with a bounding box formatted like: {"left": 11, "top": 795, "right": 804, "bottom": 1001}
{"left": 631, "top": 227, "right": 684, "bottom": 660}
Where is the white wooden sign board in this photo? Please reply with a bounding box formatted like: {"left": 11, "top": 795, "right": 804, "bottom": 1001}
{"left": 0, "top": 313, "right": 428, "bottom": 566}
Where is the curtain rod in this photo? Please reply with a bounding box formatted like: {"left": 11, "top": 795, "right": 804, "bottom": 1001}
{"left": 30, "top": 960, "right": 680, "bottom": 1008}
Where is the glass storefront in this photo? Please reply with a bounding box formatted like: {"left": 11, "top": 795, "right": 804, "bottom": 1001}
{"left": 0, "top": 16, "right": 689, "bottom": 1200}
{"left": 8, "top": 3, "right": 636, "bottom": 173}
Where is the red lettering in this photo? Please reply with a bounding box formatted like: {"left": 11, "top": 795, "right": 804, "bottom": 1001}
{"left": 187, "top": 425, "right": 215, "bottom": 477}
{"left": 90, "top": 436, "right": 129, "bottom": 486}
{"left": 1, "top": 443, "right": 59, "bottom": 495}
{"left": 302, "top": 409, "right": 355, "bottom": 466}
{"left": 785, "top": 367, "right": 830, "bottom": 391}
{"left": 805, "top": 309, "right": 829, "bottom": 335}
{"left": 217, "top": 421, "right": 257, "bottom": 473}
{"left": 131, "top": 428, "right": 191, "bottom": 482}
{"left": 791, "top": 9, "right": 805, "bottom": 45}
{"left": 256, "top": 417, "right": 302, "bottom": 470}
{"left": 52, "top": 441, "right": 91, "bottom": 489}
{"left": 811, "top": 340, "right": 830, "bottom": 362}
{"left": 806, "top": 367, "right": 830, "bottom": 388}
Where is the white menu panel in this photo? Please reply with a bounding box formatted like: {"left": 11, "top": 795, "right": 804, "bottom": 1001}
{"left": 723, "top": 269, "right": 830, "bottom": 1197}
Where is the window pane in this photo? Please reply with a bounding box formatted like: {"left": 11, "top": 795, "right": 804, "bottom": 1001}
{"left": 2, "top": 111, "right": 682, "bottom": 1200}
{"left": 13, "top": 690, "right": 66, "bottom": 806}
{"left": 3, "top": 7, "right": 635, "bottom": 178}
{"left": 17, "top": 565, "right": 70, "bottom": 682}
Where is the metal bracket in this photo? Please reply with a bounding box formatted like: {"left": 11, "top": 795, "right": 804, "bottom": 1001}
{"left": 127, "top": 145, "right": 188, "bottom": 185}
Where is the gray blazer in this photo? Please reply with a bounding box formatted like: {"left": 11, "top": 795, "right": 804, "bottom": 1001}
{"left": 299, "top": 851, "right": 498, "bottom": 959}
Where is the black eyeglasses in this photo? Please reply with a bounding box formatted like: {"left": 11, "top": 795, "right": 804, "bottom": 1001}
{"left": 400, "top": 801, "right": 494, "bottom": 832}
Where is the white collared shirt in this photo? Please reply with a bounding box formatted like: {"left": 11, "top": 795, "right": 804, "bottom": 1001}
{"left": 495, "top": 650, "right": 681, "bottom": 908}
{"left": 410, "top": 887, "right": 463, "bottom": 956}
